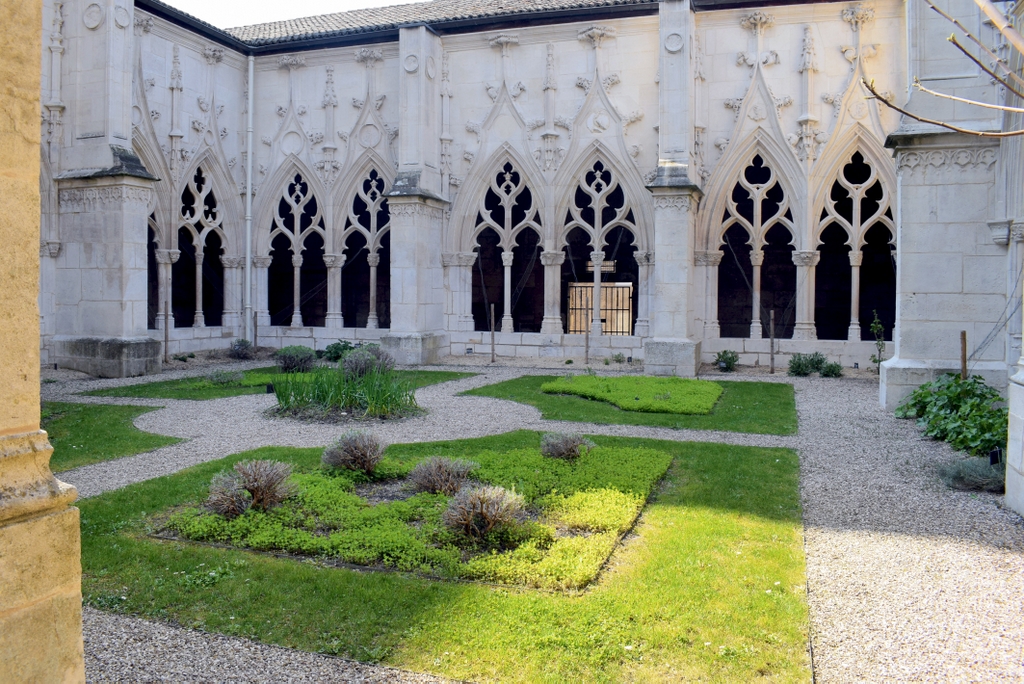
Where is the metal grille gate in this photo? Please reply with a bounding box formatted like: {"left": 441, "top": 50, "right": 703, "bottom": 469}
{"left": 567, "top": 282, "right": 634, "bottom": 335}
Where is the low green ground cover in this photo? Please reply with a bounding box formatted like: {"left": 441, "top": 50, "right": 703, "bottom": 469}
{"left": 79, "top": 431, "right": 809, "bottom": 681}
{"left": 540, "top": 375, "right": 723, "bottom": 414}
{"left": 41, "top": 402, "right": 181, "bottom": 472}
{"left": 164, "top": 439, "right": 671, "bottom": 590}
{"left": 86, "top": 368, "right": 473, "bottom": 401}
{"left": 465, "top": 376, "right": 797, "bottom": 435}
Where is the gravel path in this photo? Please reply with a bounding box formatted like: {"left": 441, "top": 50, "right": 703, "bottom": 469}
{"left": 45, "top": 361, "right": 1024, "bottom": 682}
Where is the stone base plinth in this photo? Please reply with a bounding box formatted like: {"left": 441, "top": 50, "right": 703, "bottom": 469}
{"left": 879, "top": 357, "right": 1008, "bottom": 410}
{"left": 381, "top": 332, "right": 449, "bottom": 365}
{"left": 643, "top": 338, "right": 701, "bottom": 377}
{"left": 53, "top": 335, "right": 161, "bottom": 377}
{"left": 1006, "top": 371, "right": 1024, "bottom": 517}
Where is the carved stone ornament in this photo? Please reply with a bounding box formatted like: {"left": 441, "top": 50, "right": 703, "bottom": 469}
{"left": 740, "top": 11, "right": 774, "bottom": 36}
{"left": 220, "top": 256, "right": 244, "bottom": 268}
{"left": 202, "top": 46, "right": 224, "bottom": 65}
{"left": 1012, "top": 223, "right": 1024, "bottom": 243}
{"left": 113, "top": 5, "right": 130, "bottom": 29}
{"left": 664, "top": 32, "right": 684, "bottom": 53}
{"left": 404, "top": 54, "right": 419, "bottom": 73}
{"left": 653, "top": 195, "right": 693, "bottom": 212}
{"left": 43, "top": 240, "right": 62, "bottom": 258}
{"left": 355, "top": 48, "right": 384, "bottom": 66}
{"left": 59, "top": 186, "right": 152, "bottom": 212}
{"left": 989, "top": 219, "right": 1012, "bottom": 245}
{"left": 842, "top": 4, "right": 875, "bottom": 32}
{"left": 896, "top": 147, "right": 998, "bottom": 174}
{"left": 791, "top": 250, "right": 820, "bottom": 267}
{"left": 540, "top": 250, "right": 566, "bottom": 266}
{"left": 694, "top": 250, "right": 723, "bottom": 266}
{"left": 252, "top": 256, "right": 273, "bottom": 269}
{"left": 134, "top": 16, "right": 153, "bottom": 34}
{"left": 578, "top": 25, "right": 616, "bottom": 48}
{"left": 278, "top": 55, "right": 306, "bottom": 70}
{"left": 197, "top": 97, "right": 210, "bottom": 113}
{"left": 83, "top": 3, "right": 104, "bottom": 30}
{"left": 155, "top": 249, "right": 181, "bottom": 265}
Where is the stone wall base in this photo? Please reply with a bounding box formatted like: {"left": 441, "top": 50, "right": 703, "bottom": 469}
{"left": 53, "top": 335, "right": 161, "bottom": 377}
{"left": 644, "top": 338, "right": 701, "bottom": 377}
{"left": 381, "top": 332, "right": 449, "bottom": 365}
{"left": 1006, "top": 371, "right": 1024, "bottom": 517}
{"left": 879, "top": 357, "right": 1009, "bottom": 410}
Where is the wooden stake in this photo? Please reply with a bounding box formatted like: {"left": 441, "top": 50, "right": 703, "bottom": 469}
{"left": 585, "top": 328, "right": 590, "bottom": 366}
{"left": 769, "top": 310, "right": 775, "bottom": 375}
{"left": 490, "top": 303, "right": 496, "bottom": 363}
{"left": 960, "top": 330, "right": 968, "bottom": 380}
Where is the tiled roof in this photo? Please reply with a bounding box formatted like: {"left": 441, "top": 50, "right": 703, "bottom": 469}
{"left": 224, "top": 0, "right": 657, "bottom": 46}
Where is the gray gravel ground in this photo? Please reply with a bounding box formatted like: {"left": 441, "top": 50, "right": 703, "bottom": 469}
{"left": 45, "top": 361, "right": 1024, "bottom": 682}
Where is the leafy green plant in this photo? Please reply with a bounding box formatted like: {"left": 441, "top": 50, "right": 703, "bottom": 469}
{"left": 228, "top": 338, "right": 255, "bottom": 360}
{"left": 787, "top": 353, "right": 826, "bottom": 376}
{"left": 869, "top": 310, "right": 886, "bottom": 374}
{"left": 611, "top": 353, "right": 626, "bottom": 364}
{"left": 895, "top": 374, "right": 1007, "bottom": 456}
{"left": 715, "top": 350, "right": 739, "bottom": 372}
{"left": 343, "top": 345, "right": 395, "bottom": 377}
{"left": 820, "top": 361, "right": 843, "bottom": 378}
{"left": 173, "top": 354, "right": 189, "bottom": 363}
{"left": 324, "top": 340, "right": 355, "bottom": 362}
{"left": 603, "top": 358, "right": 610, "bottom": 365}
{"left": 276, "top": 346, "right": 316, "bottom": 373}
{"left": 187, "top": 352, "right": 196, "bottom": 359}
{"left": 540, "top": 375, "right": 723, "bottom": 415}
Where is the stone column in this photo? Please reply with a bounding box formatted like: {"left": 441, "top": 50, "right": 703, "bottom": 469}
{"left": 155, "top": 249, "right": 180, "bottom": 331}
{"left": 290, "top": 253, "right": 303, "bottom": 327}
{"left": 1008, "top": 223, "right": 1024, "bottom": 369}
{"left": 324, "top": 253, "right": 345, "bottom": 330}
{"left": 750, "top": 249, "right": 764, "bottom": 339}
{"left": 252, "top": 256, "right": 272, "bottom": 329}
{"left": 501, "top": 250, "right": 515, "bottom": 333}
{"left": 540, "top": 250, "right": 565, "bottom": 335}
{"left": 590, "top": 250, "right": 604, "bottom": 337}
{"left": 0, "top": 0, "right": 85, "bottom": 673}
{"left": 220, "top": 256, "right": 243, "bottom": 333}
{"left": 633, "top": 250, "right": 652, "bottom": 337}
{"left": 193, "top": 250, "right": 205, "bottom": 328}
{"left": 456, "top": 252, "right": 477, "bottom": 331}
{"left": 695, "top": 250, "right": 722, "bottom": 338}
{"left": 848, "top": 250, "right": 863, "bottom": 341}
{"left": 366, "top": 251, "right": 380, "bottom": 329}
{"left": 792, "top": 250, "right": 819, "bottom": 340}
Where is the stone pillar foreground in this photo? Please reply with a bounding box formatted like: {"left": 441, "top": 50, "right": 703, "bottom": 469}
{"left": 0, "top": 0, "right": 85, "bottom": 678}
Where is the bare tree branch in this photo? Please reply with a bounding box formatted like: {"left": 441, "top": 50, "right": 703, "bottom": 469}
{"left": 914, "top": 77, "right": 1024, "bottom": 111}
{"left": 863, "top": 78, "right": 1024, "bottom": 137}
{"left": 949, "top": 36, "right": 1024, "bottom": 99}
{"left": 922, "top": 0, "right": 1024, "bottom": 90}
{"left": 973, "top": 0, "right": 1024, "bottom": 57}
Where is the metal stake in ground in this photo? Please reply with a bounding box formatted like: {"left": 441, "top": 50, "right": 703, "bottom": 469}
{"left": 770, "top": 310, "right": 775, "bottom": 374}
{"left": 961, "top": 330, "right": 968, "bottom": 380}
{"left": 490, "top": 303, "right": 496, "bottom": 364}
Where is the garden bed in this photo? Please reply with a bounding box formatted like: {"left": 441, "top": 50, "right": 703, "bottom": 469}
{"left": 465, "top": 376, "right": 797, "bottom": 434}
{"left": 79, "top": 431, "right": 809, "bottom": 681}
{"left": 157, "top": 440, "right": 672, "bottom": 591}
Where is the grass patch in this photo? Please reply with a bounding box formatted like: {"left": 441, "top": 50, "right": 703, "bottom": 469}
{"left": 41, "top": 402, "right": 181, "bottom": 472}
{"left": 541, "top": 375, "right": 723, "bottom": 414}
{"left": 85, "top": 368, "right": 474, "bottom": 401}
{"left": 162, "top": 441, "right": 671, "bottom": 590}
{"left": 465, "top": 376, "right": 797, "bottom": 435}
{"left": 80, "top": 431, "right": 809, "bottom": 681}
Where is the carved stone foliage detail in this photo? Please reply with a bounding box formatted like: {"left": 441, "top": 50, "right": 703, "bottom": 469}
{"left": 740, "top": 11, "right": 775, "bottom": 36}
{"left": 842, "top": 4, "right": 875, "bottom": 31}
{"left": 202, "top": 46, "right": 224, "bottom": 65}
{"left": 652, "top": 196, "right": 693, "bottom": 212}
{"left": 59, "top": 186, "right": 153, "bottom": 212}
{"left": 896, "top": 148, "right": 998, "bottom": 175}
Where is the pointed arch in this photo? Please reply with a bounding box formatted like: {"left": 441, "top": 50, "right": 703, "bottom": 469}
{"left": 332, "top": 148, "right": 395, "bottom": 252}
{"left": 449, "top": 143, "right": 546, "bottom": 253}
{"left": 254, "top": 156, "right": 329, "bottom": 257}
{"left": 699, "top": 131, "right": 804, "bottom": 249}
{"left": 553, "top": 141, "right": 652, "bottom": 252}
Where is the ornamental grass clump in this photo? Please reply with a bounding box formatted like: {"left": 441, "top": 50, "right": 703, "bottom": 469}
{"left": 273, "top": 366, "right": 417, "bottom": 418}
{"left": 540, "top": 432, "right": 595, "bottom": 462}
{"left": 322, "top": 431, "right": 386, "bottom": 474}
{"left": 409, "top": 456, "right": 478, "bottom": 495}
{"left": 939, "top": 457, "right": 1005, "bottom": 493}
{"left": 206, "top": 460, "right": 296, "bottom": 518}
{"left": 443, "top": 485, "right": 525, "bottom": 539}
{"left": 228, "top": 338, "right": 255, "bottom": 360}
{"left": 343, "top": 345, "right": 395, "bottom": 377}
{"left": 276, "top": 345, "right": 316, "bottom": 373}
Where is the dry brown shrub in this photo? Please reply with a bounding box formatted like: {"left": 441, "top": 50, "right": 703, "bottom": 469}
{"left": 322, "top": 431, "right": 386, "bottom": 474}
{"left": 540, "top": 432, "right": 595, "bottom": 462}
{"left": 442, "top": 485, "right": 524, "bottom": 538}
{"left": 409, "top": 457, "right": 477, "bottom": 495}
{"left": 232, "top": 460, "right": 296, "bottom": 512}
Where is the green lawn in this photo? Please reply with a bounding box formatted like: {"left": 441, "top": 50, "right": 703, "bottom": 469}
{"left": 42, "top": 402, "right": 181, "bottom": 472}
{"left": 80, "top": 431, "right": 809, "bottom": 681}
{"left": 464, "top": 376, "right": 798, "bottom": 435}
{"left": 540, "top": 375, "right": 724, "bottom": 414}
{"left": 85, "top": 368, "right": 475, "bottom": 401}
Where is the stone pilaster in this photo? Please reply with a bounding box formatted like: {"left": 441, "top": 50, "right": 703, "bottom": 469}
{"left": 52, "top": 178, "right": 160, "bottom": 376}
{"left": 323, "top": 254, "right": 345, "bottom": 329}
{"left": 644, "top": 190, "right": 702, "bottom": 376}
{"left": 791, "top": 250, "right": 819, "bottom": 340}
{"left": 220, "top": 256, "right": 244, "bottom": 333}
{"left": 540, "top": 250, "right": 565, "bottom": 334}
{"left": 252, "top": 256, "right": 272, "bottom": 329}
{"left": 695, "top": 250, "right": 722, "bottom": 338}
{"left": 154, "top": 248, "right": 180, "bottom": 331}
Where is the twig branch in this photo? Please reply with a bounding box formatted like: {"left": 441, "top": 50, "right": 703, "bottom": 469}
{"left": 949, "top": 36, "right": 1024, "bottom": 99}
{"left": 922, "top": 0, "right": 1024, "bottom": 90}
{"left": 913, "top": 77, "right": 1024, "bottom": 112}
{"left": 972, "top": 0, "right": 1024, "bottom": 58}
{"left": 863, "top": 78, "right": 1024, "bottom": 136}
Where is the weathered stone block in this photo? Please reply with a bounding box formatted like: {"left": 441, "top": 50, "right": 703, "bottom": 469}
{"left": 644, "top": 338, "right": 701, "bottom": 377}
{"left": 52, "top": 335, "right": 161, "bottom": 378}
{"left": 381, "top": 332, "right": 449, "bottom": 365}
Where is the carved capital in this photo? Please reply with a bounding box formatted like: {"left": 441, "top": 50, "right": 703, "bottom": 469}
{"left": 43, "top": 240, "right": 61, "bottom": 258}
{"left": 155, "top": 249, "right": 180, "bottom": 264}
{"left": 842, "top": 3, "right": 875, "bottom": 31}
{"left": 291, "top": 254, "right": 304, "bottom": 268}
{"left": 323, "top": 253, "right": 345, "bottom": 268}
{"left": 792, "top": 250, "right": 821, "bottom": 267}
{"left": 740, "top": 11, "right": 775, "bottom": 36}
{"left": 540, "top": 250, "right": 566, "bottom": 267}
{"left": 501, "top": 251, "right": 515, "bottom": 268}
{"left": 1012, "top": 222, "right": 1024, "bottom": 243}
{"left": 848, "top": 251, "right": 863, "bottom": 267}
{"left": 749, "top": 250, "right": 765, "bottom": 267}
{"left": 989, "top": 219, "right": 1013, "bottom": 245}
{"left": 252, "top": 256, "right": 273, "bottom": 269}
{"left": 590, "top": 250, "right": 605, "bottom": 265}
{"left": 367, "top": 253, "right": 381, "bottom": 268}
{"left": 220, "top": 255, "right": 244, "bottom": 268}
{"left": 694, "top": 250, "right": 723, "bottom": 266}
